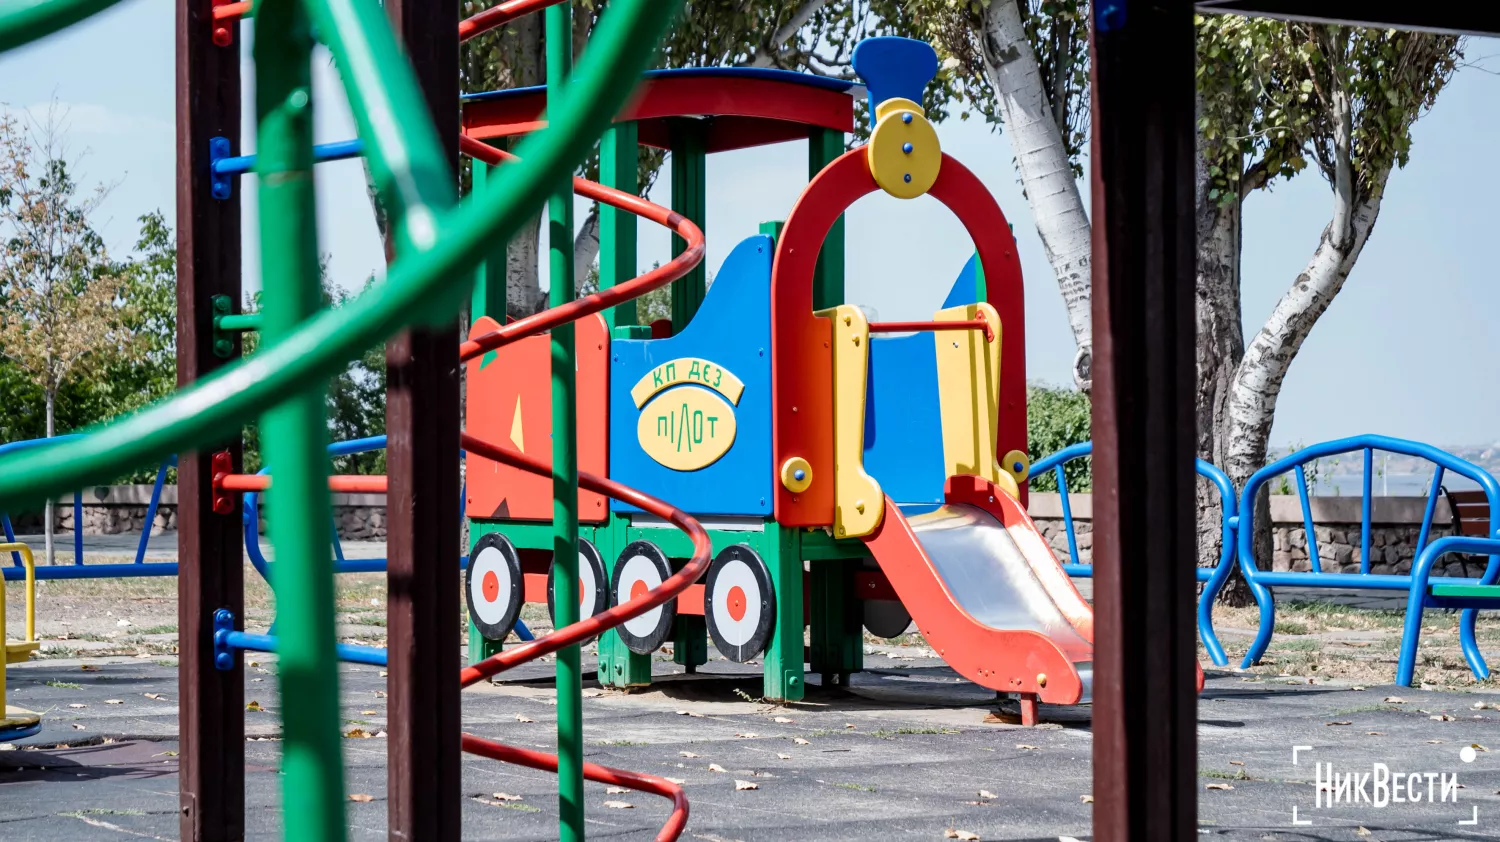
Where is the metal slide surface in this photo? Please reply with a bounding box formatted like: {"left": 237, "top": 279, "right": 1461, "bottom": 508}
{"left": 862, "top": 478, "right": 1095, "bottom": 705}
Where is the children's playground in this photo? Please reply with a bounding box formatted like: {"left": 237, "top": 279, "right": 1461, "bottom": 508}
{"left": 1, "top": 1, "right": 1497, "bottom": 841}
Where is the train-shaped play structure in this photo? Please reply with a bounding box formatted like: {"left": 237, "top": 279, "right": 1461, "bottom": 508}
{"left": 462, "top": 38, "right": 1095, "bottom": 724}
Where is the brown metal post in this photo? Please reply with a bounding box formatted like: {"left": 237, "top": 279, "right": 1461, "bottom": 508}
{"left": 175, "top": 1, "right": 244, "bottom": 839}
{"left": 1089, "top": 1, "right": 1199, "bottom": 839}
{"left": 383, "top": 0, "right": 461, "bottom": 838}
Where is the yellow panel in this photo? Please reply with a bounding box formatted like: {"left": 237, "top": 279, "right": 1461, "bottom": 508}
{"left": 636, "top": 387, "right": 738, "bottom": 471}
{"left": 818, "top": 305, "right": 884, "bottom": 538}
{"left": 934, "top": 303, "right": 1006, "bottom": 491}
{"left": 630, "top": 357, "right": 745, "bottom": 407}
{"left": 4, "top": 641, "right": 38, "bottom": 665}
{"left": 865, "top": 102, "right": 941, "bottom": 200}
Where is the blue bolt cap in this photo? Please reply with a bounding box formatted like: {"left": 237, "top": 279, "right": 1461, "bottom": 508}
{"left": 902, "top": 142, "right": 913, "bottom": 154}
{"left": 903, "top": 173, "right": 912, "bottom": 183}
{"left": 902, "top": 112, "right": 913, "bottom": 124}
{"left": 793, "top": 469, "right": 806, "bottom": 481}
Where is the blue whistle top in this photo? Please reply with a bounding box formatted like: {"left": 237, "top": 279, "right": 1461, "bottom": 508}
{"left": 851, "top": 37, "right": 939, "bottom": 126}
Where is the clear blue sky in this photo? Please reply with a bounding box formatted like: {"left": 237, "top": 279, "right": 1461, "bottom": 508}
{"left": 3, "top": 0, "right": 1497, "bottom": 448}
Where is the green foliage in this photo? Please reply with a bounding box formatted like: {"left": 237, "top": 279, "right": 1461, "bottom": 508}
{"left": 1196, "top": 17, "right": 1461, "bottom": 208}
{"left": 1026, "top": 383, "right": 1089, "bottom": 492}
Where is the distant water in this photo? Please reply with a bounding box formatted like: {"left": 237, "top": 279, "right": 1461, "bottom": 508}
{"left": 1297, "top": 471, "right": 1482, "bottom": 497}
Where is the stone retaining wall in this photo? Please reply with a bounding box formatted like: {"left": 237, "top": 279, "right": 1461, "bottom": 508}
{"left": 18, "top": 488, "right": 1486, "bottom": 577}
{"left": 1028, "top": 493, "right": 1480, "bottom": 577}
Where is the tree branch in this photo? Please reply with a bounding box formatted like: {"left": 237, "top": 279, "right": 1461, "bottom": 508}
{"left": 743, "top": 0, "right": 828, "bottom": 69}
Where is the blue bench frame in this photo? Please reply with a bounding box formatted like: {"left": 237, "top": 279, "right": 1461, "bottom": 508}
{"left": 1029, "top": 441, "right": 1253, "bottom": 667}
{"left": 1213, "top": 434, "right": 1499, "bottom": 685}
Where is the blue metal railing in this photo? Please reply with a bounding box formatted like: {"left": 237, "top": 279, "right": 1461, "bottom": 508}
{"left": 1028, "top": 440, "right": 1255, "bottom": 667}
{"left": 1222, "top": 434, "right": 1500, "bottom": 683}
{"left": 0, "top": 435, "right": 175, "bottom": 579}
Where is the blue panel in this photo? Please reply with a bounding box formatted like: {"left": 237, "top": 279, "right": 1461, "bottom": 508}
{"left": 850, "top": 37, "right": 939, "bottom": 127}
{"left": 864, "top": 331, "right": 945, "bottom": 506}
{"left": 609, "top": 236, "right": 774, "bottom": 516}
{"left": 941, "top": 254, "right": 982, "bottom": 309}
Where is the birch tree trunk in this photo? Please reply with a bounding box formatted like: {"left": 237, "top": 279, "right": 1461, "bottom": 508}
{"left": 573, "top": 208, "right": 601, "bottom": 287}
{"left": 44, "top": 388, "right": 55, "bottom": 565}
{"left": 977, "top": 0, "right": 1093, "bottom": 389}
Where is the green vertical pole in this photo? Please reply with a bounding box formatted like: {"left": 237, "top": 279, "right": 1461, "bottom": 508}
{"left": 599, "top": 121, "right": 638, "bottom": 330}
{"left": 469, "top": 141, "right": 508, "bottom": 669}
{"left": 809, "top": 126, "right": 845, "bottom": 311}
{"left": 253, "top": 1, "right": 345, "bottom": 839}
{"left": 546, "top": 4, "right": 585, "bottom": 840}
{"left": 470, "top": 140, "right": 509, "bottom": 325}
{"left": 804, "top": 126, "right": 860, "bottom": 688}
{"left": 761, "top": 520, "right": 805, "bottom": 701}
{"left": 668, "top": 119, "right": 706, "bottom": 332}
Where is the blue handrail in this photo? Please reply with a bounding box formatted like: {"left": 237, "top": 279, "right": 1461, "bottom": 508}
{"left": 1227, "top": 434, "right": 1500, "bottom": 676}
{"left": 1028, "top": 440, "right": 1255, "bottom": 666}
{"left": 0, "top": 435, "right": 173, "bottom": 568}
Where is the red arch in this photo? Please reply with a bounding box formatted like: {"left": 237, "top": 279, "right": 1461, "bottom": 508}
{"left": 769, "top": 149, "right": 1027, "bottom": 525}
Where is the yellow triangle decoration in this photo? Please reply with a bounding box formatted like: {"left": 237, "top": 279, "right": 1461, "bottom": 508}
{"left": 509, "top": 395, "right": 524, "bottom": 452}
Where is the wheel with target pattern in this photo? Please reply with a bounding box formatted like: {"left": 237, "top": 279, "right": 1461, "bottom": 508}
{"left": 610, "top": 541, "right": 676, "bottom": 655}
{"left": 547, "top": 538, "right": 609, "bottom": 626}
{"left": 705, "top": 545, "right": 775, "bottom": 663}
{"left": 466, "top": 532, "right": 522, "bottom": 643}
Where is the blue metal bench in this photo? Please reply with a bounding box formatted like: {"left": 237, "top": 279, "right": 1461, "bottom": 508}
{"left": 1029, "top": 441, "right": 1252, "bottom": 667}
{"left": 1214, "top": 434, "right": 1499, "bottom": 685}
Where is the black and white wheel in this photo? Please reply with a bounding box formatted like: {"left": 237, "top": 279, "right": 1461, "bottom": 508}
{"left": 705, "top": 545, "right": 775, "bottom": 663}
{"left": 466, "top": 532, "right": 522, "bottom": 642}
{"left": 611, "top": 541, "right": 676, "bottom": 655}
{"left": 547, "top": 538, "right": 608, "bottom": 626}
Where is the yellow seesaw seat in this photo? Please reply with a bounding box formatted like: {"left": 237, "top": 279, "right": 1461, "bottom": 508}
{"left": 1, "top": 542, "right": 41, "bottom": 737}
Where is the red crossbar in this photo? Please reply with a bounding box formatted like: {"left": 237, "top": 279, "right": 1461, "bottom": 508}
{"left": 867, "top": 316, "right": 993, "bottom": 342}
{"left": 215, "top": 473, "right": 389, "bottom": 494}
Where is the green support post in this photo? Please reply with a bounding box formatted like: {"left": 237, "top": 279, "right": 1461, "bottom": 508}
{"left": 809, "top": 126, "right": 846, "bottom": 310}
{"left": 470, "top": 139, "right": 509, "bottom": 327}
{"left": 253, "top": 0, "right": 345, "bottom": 837}
{"left": 468, "top": 139, "right": 508, "bottom": 669}
{"left": 809, "top": 559, "right": 863, "bottom": 686}
{"left": 761, "top": 520, "right": 805, "bottom": 701}
{"left": 546, "top": 4, "right": 585, "bottom": 839}
{"left": 805, "top": 126, "right": 862, "bottom": 687}
{"left": 596, "top": 515, "right": 651, "bottom": 688}
{"left": 599, "top": 121, "right": 638, "bottom": 330}
{"left": 672, "top": 614, "right": 709, "bottom": 673}
{"left": 669, "top": 119, "right": 706, "bottom": 332}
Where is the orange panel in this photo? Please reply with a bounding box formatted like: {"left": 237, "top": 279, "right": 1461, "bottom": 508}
{"left": 466, "top": 314, "right": 610, "bottom": 522}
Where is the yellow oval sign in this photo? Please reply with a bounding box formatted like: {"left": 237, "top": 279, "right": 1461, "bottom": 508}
{"left": 637, "top": 387, "right": 737, "bottom": 472}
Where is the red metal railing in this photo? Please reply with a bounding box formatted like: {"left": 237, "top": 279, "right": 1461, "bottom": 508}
{"left": 867, "top": 313, "right": 993, "bottom": 342}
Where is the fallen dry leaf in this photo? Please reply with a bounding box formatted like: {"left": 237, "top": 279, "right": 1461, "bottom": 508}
{"left": 104, "top": 699, "right": 122, "bottom": 705}
{"left": 1356, "top": 827, "right": 1372, "bottom": 838}
{"left": 345, "top": 728, "right": 371, "bottom": 739}
{"left": 1431, "top": 714, "right": 1455, "bottom": 722}
{"left": 1205, "top": 783, "right": 1233, "bottom": 791}
{"left": 983, "top": 711, "right": 1020, "bottom": 725}
{"left": 491, "top": 792, "right": 523, "bottom": 801}
{"left": 349, "top": 794, "right": 374, "bottom": 803}
{"left": 360, "top": 709, "right": 377, "bottom": 715}
{"left": 1229, "top": 761, "right": 1244, "bottom": 766}
{"left": 246, "top": 701, "right": 263, "bottom": 712}
{"left": 679, "top": 751, "right": 701, "bottom": 758}
{"left": 1016, "top": 744, "right": 1040, "bottom": 750}
{"left": 665, "top": 777, "right": 686, "bottom": 785}
{"left": 606, "top": 787, "right": 629, "bottom": 795}
{"left": 777, "top": 753, "right": 792, "bottom": 760}
{"left": 602, "top": 800, "right": 633, "bottom": 809}
{"left": 515, "top": 713, "right": 536, "bottom": 723}
{"left": 735, "top": 732, "right": 760, "bottom": 739}
{"left": 734, "top": 779, "right": 758, "bottom": 791}
{"left": 1471, "top": 743, "right": 1490, "bottom": 752}
{"left": 1326, "top": 721, "right": 1351, "bottom": 727}
{"left": 1079, "top": 795, "right": 1094, "bottom": 804}
{"left": 793, "top": 737, "right": 810, "bottom": 745}
{"left": 978, "top": 789, "right": 997, "bottom": 800}
{"left": 373, "top": 730, "right": 387, "bottom": 739}
{"left": 144, "top": 693, "right": 165, "bottom": 701}
{"left": 675, "top": 710, "right": 703, "bottom": 718}
{"left": 379, "top": 670, "right": 389, "bottom": 677}
{"left": 1367, "top": 731, "right": 1386, "bottom": 736}
{"left": 71, "top": 723, "right": 86, "bottom": 730}
{"left": 1427, "top": 740, "right": 1446, "bottom": 744}
{"left": 80, "top": 665, "right": 100, "bottom": 672}
{"left": 772, "top": 716, "right": 794, "bottom": 724}
{"left": 943, "top": 829, "right": 980, "bottom": 841}
{"left": 843, "top": 723, "right": 856, "bottom": 729}
{"left": 708, "top": 763, "right": 728, "bottom": 773}
{"left": 1383, "top": 696, "right": 1406, "bottom": 704}
{"left": 751, "top": 770, "right": 774, "bottom": 778}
